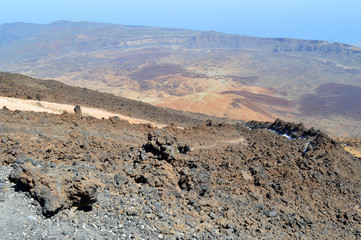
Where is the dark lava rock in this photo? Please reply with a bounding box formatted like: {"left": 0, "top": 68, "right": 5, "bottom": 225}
{"left": 114, "top": 174, "right": 129, "bottom": 187}
{"left": 1, "top": 108, "right": 360, "bottom": 239}
{"left": 74, "top": 105, "right": 82, "bottom": 115}
{"left": 247, "top": 118, "right": 322, "bottom": 139}
{"left": 9, "top": 161, "right": 99, "bottom": 217}
{"left": 143, "top": 130, "right": 189, "bottom": 162}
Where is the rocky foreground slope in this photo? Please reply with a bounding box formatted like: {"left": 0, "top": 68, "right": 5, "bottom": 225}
{"left": 0, "top": 106, "right": 360, "bottom": 239}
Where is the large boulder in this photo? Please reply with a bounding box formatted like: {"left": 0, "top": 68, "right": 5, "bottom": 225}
{"left": 9, "top": 159, "right": 99, "bottom": 217}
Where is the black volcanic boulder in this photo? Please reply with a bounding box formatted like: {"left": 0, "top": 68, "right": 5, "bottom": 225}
{"left": 74, "top": 105, "right": 82, "bottom": 115}
{"left": 9, "top": 159, "right": 99, "bottom": 217}
{"left": 247, "top": 118, "right": 322, "bottom": 139}
{"left": 143, "top": 130, "right": 191, "bottom": 163}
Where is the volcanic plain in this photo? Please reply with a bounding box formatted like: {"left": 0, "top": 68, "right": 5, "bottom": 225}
{"left": 1, "top": 21, "right": 361, "bottom": 137}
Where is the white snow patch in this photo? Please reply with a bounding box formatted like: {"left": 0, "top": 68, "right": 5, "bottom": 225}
{"left": 267, "top": 129, "right": 294, "bottom": 140}
{"left": 303, "top": 142, "right": 310, "bottom": 153}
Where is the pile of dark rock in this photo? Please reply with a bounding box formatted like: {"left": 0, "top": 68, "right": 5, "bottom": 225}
{"left": 0, "top": 109, "right": 360, "bottom": 239}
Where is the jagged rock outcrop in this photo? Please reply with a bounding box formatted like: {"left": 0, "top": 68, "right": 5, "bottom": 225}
{"left": 73, "top": 105, "right": 82, "bottom": 115}
{"left": 9, "top": 158, "right": 99, "bottom": 217}
{"left": 143, "top": 130, "right": 191, "bottom": 162}
{"left": 246, "top": 118, "right": 322, "bottom": 139}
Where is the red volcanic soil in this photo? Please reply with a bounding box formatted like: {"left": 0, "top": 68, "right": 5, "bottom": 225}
{"left": 299, "top": 83, "right": 361, "bottom": 117}
{"left": 221, "top": 90, "right": 296, "bottom": 108}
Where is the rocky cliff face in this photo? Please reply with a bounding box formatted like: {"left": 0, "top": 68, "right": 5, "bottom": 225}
{"left": 1, "top": 21, "right": 360, "bottom": 66}
{"left": 181, "top": 35, "right": 360, "bottom": 66}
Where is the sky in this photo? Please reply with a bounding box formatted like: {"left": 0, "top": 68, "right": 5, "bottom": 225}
{"left": 0, "top": 0, "right": 360, "bottom": 45}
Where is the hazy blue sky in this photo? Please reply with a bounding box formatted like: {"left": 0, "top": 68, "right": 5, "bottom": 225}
{"left": 1, "top": 0, "right": 360, "bottom": 45}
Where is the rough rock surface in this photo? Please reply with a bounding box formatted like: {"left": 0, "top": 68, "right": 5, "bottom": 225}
{"left": 9, "top": 159, "right": 99, "bottom": 217}
{"left": 246, "top": 118, "right": 321, "bottom": 139}
{"left": 0, "top": 108, "right": 361, "bottom": 239}
{"left": 74, "top": 105, "right": 82, "bottom": 115}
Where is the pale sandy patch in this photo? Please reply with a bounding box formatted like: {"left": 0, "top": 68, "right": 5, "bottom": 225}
{"left": 191, "top": 137, "right": 246, "bottom": 151}
{"left": 0, "top": 96, "right": 167, "bottom": 128}
{"left": 344, "top": 146, "right": 361, "bottom": 158}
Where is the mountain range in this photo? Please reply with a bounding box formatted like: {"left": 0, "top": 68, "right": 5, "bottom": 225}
{"left": 0, "top": 20, "right": 360, "bottom": 138}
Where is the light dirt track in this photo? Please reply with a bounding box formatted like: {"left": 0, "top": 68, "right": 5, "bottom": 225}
{"left": 344, "top": 146, "right": 361, "bottom": 158}
{"left": 191, "top": 137, "right": 246, "bottom": 151}
{"left": 0, "top": 96, "right": 167, "bottom": 128}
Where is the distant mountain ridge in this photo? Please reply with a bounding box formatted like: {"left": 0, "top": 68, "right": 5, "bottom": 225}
{"left": 0, "top": 21, "right": 360, "bottom": 66}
